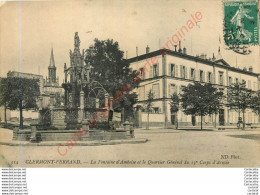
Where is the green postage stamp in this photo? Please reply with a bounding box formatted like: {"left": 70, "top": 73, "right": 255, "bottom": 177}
{"left": 223, "top": 1, "right": 259, "bottom": 53}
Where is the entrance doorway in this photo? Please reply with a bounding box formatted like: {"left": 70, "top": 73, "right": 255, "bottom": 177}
{"left": 219, "top": 109, "right": 225, "bottom": 126}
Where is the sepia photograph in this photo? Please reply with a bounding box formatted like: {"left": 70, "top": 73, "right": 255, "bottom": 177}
{"left": 0, "top": 0, "right": 259, "bottom": 167}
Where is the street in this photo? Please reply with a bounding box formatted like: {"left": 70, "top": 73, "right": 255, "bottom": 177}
{"left": 0, "top": 127, "right": 259, "bottom": 167}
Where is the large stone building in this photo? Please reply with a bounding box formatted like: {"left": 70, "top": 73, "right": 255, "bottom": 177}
{"left": 128, "top": 46, "right": 259, "bottom": 128}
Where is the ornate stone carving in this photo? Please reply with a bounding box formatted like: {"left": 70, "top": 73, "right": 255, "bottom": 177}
{"left": 74, "top": 32, "right": 80, "bottom": 49}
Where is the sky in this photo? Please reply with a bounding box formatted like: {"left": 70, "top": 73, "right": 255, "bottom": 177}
{"left": 0, "top": 0, "right": 259, "bottom": 82}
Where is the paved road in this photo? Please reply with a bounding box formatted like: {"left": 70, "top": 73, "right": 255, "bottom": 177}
{"left": 0, "top": 127, "right": 259, "bottom": 167}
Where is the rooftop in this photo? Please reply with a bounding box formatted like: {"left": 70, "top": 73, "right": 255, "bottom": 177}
{"left": 127, "top": 49, "right": 259, "bottom": 77}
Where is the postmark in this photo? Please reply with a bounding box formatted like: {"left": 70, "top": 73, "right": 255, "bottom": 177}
{"left": 223, "top": 1, "right": 259, "bottom": 54}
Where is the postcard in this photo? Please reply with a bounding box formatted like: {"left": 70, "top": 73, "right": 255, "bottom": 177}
{"left": 0, "top": 0, "right": 259, "bottom": 167}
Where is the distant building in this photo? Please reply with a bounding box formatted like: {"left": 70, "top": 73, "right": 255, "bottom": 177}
{"left": 129, "top": 45, "right": 260, "bottom": 128}
{"left": 7, "top": 71, "right": 44, "bottom": 93}
{"left": 42, "top": 47, "right": 63, "bottom": 107}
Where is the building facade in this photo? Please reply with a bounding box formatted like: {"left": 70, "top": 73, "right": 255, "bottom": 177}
{"left": 128, "top": 47, "right": 259, "bottom": 128}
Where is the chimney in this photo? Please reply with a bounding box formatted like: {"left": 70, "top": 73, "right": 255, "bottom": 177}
{"left": 146, "top": 45, "right": 150, "bottom": 54}
{"left": 136, "top": 47, "right": 138, "bottom": 56}
{"left": 183, "top": 47, "right": 187, "bottom": 54}
{"left": 178, "top": 41, "right": 182, "bottom": 53}
{"left": 212, "top": 53, "right": 216, "bottom": 61}
{"left": 249, "top": 66, "right": 253, "bottom": 72}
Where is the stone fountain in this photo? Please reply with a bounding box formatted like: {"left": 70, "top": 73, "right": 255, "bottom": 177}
{"left": 13, "top": 32, "right": 134, "bottom": 142}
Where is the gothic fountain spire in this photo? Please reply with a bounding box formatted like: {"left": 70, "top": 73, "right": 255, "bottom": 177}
{"left": 74, "top": 32, "right": 81, "bottom": 53}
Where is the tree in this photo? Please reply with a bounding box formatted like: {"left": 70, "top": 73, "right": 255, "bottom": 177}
{"left": 227, "top": 82, "right": 254, "bottom": 129}
{"left": 143, "top": 90, "right": 154, "bottom": 130}
{"left": 0, "top": 77, "right": 40, "bottom": 128}
{"left": 250, "top": 90, "right": 260, "bottom": 115}
{"left": 84, "top": 39, "right": 138, "bottom": 121}
{"left": 169, "top": 93, "right": 180, "bottom": 129}
{"left": 113, "top": 92, "right": 138, "bottom": 122}
{"left": 0, "top": 78, "right": 6, "bottom": 123}
{"left": 180, "top": 82, "right": 223, "bottom": 130}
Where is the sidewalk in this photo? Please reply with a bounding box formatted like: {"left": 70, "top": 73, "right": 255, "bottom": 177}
{"left": 135, "top": 125, "right": 260, "bottom": 132}
{"left": 176, "top": 125, "right": 260, "bottom": 131}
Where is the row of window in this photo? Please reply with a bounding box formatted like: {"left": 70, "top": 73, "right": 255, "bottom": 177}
{"left": 138, "top": 67, "right": 257, "bottom": 101}
{"left": 140, "top": 107, "right": 161, "bottom": 113}
{"left": 140, "top": 82, "right": 228, "bottom": 101}
{"left": 139, "top": 64, "right": 159, "bottom": 79}
{"left": 139, "top": 83, "right": 186, "bottom": 101}
{"left": 139, "top": 83, "right": 160, "bottom": 101}
{"left": 139, "top": 80, "right": 257, "bottom": 102}
{"left": 228, "top": 77, "right": 256, "bottom": 90}
{"left": 168, "top": 84, "right": 187, "bottom": 97}
{"left": 170, "top": 64, "right": 256, "bottom": 89}
{"left": 170, "top": 64, "right": 217, "bottom": 84}
{"left": 228, "top": 77, "right": 240, "bottom": 86}
{"left": 139, "top": 63, "right": 257, "bottom": 90}
{"left": 170, "top": 64, "right": 195, "bottom": 80}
